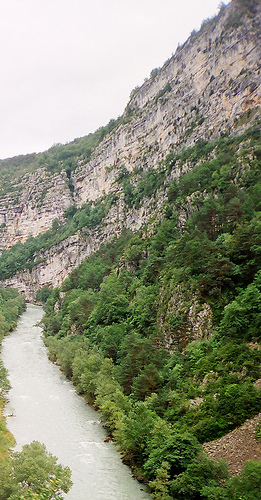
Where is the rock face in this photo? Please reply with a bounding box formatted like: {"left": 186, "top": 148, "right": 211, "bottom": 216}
{"left": 0, "top": 169, "right": 73, "bottom": 250}
{"left": 1, "top": 190, "right": 166, "bottom": 301}
{"left": 72, "top": 0, "right": 261, "bottom": 205}
{"left": 157, "top": 284, "right": 214, "bottom": 351}
{"left": 2, "top": 232, "right": 102, "bottom": 301}
{"left": 0, "top": 0, "right": 260, "bottom": 300}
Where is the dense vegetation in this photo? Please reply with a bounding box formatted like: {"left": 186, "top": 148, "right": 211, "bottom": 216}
{"left": 0, "top": 194, "right": 117, "bottom": 280}
{"left": 0, "top": 3, "right": 259, "bottom": 498}
{"left": 0, "top": 287, "right": 25, "bottom": 438}
{"left": 0, "top": 291, "right": 72, "bottom": 499}
{"left": 39, "top": 125, "right": 261, "bottom": 498}
{"left": 0, "top": 287, "right": 26, "bottom": 342}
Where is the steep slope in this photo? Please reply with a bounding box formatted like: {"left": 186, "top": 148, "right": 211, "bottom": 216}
{"left": 1, "top": 2, "right": 261, "bottom": 498}
{"left": 0, "top": 168, "right": 73, "bottom": 250}
{"left": 72, "top": 0, "right": 261, "bottom": 205}
{"left": 203, "top": 413, "right": 261, "bottom": 475}
{"left": 0, "top": 0, "right": 260, "bottom": 300}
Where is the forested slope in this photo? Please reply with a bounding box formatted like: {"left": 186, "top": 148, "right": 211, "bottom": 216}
{"left": 0, "top": 0, "right": 261, "bottom": 301}
{"left": 0, "top": 0, "right": 261, "bottom": 497}
{"left": 41, "top": 125, "right": 261, "bottom": 499}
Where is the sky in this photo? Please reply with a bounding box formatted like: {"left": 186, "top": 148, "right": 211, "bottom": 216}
{"left": 0, "top": 0, "right": 230, "bottom": 160}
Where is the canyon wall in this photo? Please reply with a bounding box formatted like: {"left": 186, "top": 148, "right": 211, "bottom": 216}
{"left": 0, "top": 0, "right": 260, "bottom": 299}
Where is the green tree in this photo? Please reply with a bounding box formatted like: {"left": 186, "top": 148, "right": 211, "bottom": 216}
{"left": 10, "top": 441, "right": 72, "bottom": 500}
{"left": 220, "top": 270, "right": 261, "bottom": 340}
{"left": 170, "top": 454, "right": 228, "bottom": 500}
{"left": 145, "top": 428, "right": 200, "bottom": 480}
{"left": 148, "top": 461, "right": 172, "bottom": 500}
{"left": 88, "top": 272, "right": 130, "bottom": 327}
{"left": 226, "top": 461, "right": 261, "bottom": 500}
{"left": 116, "top": 402, "right": 157, "bottom": 467}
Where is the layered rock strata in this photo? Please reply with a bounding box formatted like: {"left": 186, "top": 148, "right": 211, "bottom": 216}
{"left": 0, "top": 0, "right": 260, "bottom": 298}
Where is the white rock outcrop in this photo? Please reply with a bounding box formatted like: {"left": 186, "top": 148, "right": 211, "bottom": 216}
{"left": 0, "top": 0, "right": 260, "bottom": 298}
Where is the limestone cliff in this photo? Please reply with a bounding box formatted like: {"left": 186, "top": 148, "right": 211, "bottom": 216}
{"left": 72, "top": 0, "right": 261, "bottom": 205}
{"left": 0, "top": 168, "right": 73, "bottom": 250}
{"left": 0, "top": 0, "right": 260, "bottom": 301}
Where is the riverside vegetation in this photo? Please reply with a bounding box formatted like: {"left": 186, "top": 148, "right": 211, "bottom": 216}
{"left": 1, "top": 125, "right": 261, "bottom": 500}
{"left": 0, "top": 289, "right": 72, "bottom": 500}
{"left": 0, "top": 0, "right": 261, "bottom": 498}
{"left": 35, "top": 125, "right": 261, "bottom": 499}
{"left": 1, "top": 131, "right": 261, "bottom": 488}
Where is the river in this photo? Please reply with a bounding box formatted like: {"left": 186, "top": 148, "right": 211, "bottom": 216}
{"left": 1, "top": 304, "right": 151, "bottom": 500}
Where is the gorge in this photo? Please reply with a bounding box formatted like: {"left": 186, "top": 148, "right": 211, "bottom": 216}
{"left": 0, "top": 1, "right": 261, "bottom": 499}
{"left": 2, "top": 304, "right": 151, "bottom": 500}
{"left": 0, "top": 0, "right": 260, "bottom": 302}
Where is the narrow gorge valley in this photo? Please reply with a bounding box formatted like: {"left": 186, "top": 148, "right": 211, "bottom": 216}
{"left": 0, "top": 0, "right": 261, "bottom": 498}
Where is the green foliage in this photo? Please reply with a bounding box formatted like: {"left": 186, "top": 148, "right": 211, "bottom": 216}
{"left": 40, "top": 126, "right": 261, "bottom": 498}
{"left": 130, "top": 86, "right": 141, "bottom": 99}
{"left": 35, "top": 286, "right": 53, "bottom": 304}
{"left": 150, "top": 68, "right": 160, "bottom": 80}
{"left": 219, "top": 271, "right": 261, "bottom": 340}
{"left": 170, "top": 457, "right": 261, "bottom": 500}
{"left": 2, "top": 28, "right": 260, "bottom": 493}
{"left": 0, "top": 199, "right": 109, "bottom": 280}
{"left": 88, "top": 271, "right": 130, "bottom": 327}
{"left": 0, "top": 154, "right": 38, "bottom": 196}
{"left": 144, "top": 429, "right": 201, "bottom": 478}
{"left": 118, "top": 165, "right": 166, "bottom": 208}
{"left": 234, "top": 108, "right": 259, "bottom": 127}
{"left": 155, "top": 82, "right": 171, "bottom": 102}
{"left": 224, "top": 0, "right": 259, "bottom": 31}
{"left": 0, "top": 287, "right": 26, "bottom": 341}
{"left": 171, "top": 460, "right": 261, "bottom": 500}
{"left": 0, "top": 119, "right": 121, "bottom": 184}
{"left": 225, "top": 461, "right": 261, "bottom": 500}
{"left": 170, "top": 454, "right": 228, "bottom": 499}
{"left": 3, "top": 124, "right": 260, "bottom": 285}
{"left": 0, "top": 286, "right": 25, "bottom": 437}
{"left": 0, "top": 360, "right": 11, "bottom": 400}
{"left": 118, "top": 402, "right": 157, "bottom": 466}
{"left": 148, "top": 461, "right": 172, "bottom": 500}
{"left": 1, "top": 441, "right": 72, "bottom": 500}
{"left": 13, "top": 442, "right": 67, "bottom": 492}
{"left": 0, "top": 292, "right": 71, "bottom": 500}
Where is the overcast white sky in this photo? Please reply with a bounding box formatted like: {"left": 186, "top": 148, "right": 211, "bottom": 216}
{"left": 0, "top": 0, "right": 230, "bottom": 160}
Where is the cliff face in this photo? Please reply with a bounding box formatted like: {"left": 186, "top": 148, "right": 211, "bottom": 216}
{"left": 0, "top": 169, "right": 73, "bottom": 250}
{"left": 72, "top": 0, "right": 261, "bottom": 204}
{"left": 0, "top": 0, "right": 260, "bottom": 300}
{"left": 2, "top": 191, "right": 165, "bottom": 301}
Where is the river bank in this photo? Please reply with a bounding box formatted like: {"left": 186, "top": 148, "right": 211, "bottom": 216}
{"left": 1, "top": 303, "right": 151, "bottom": 500}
